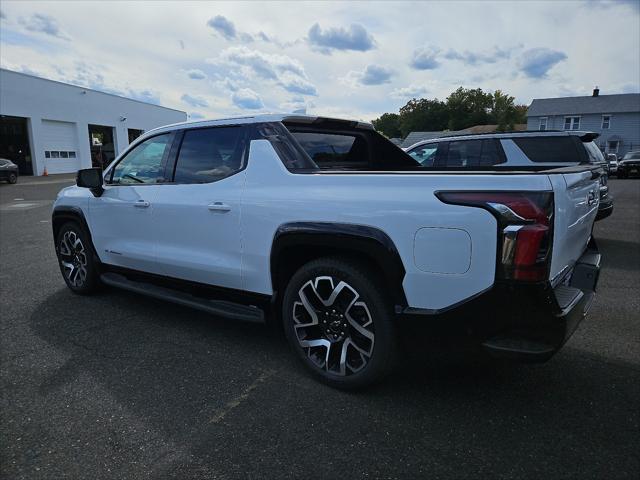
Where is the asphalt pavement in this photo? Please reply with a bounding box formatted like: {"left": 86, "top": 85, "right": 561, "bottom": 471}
{"left": 1, "top": 175, "right": 639, "bottom": 479}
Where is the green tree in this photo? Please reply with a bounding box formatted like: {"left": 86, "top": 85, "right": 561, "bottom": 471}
{"left": 490, "top": 90, "right": 529, "bottom": 131}
{"left": 371, "top": 113, "right": 401, "bottom": 138}
{"left": 491, "top": 90, "right": 516, "bottom": 131}
{"left": 446, "top": 87, "right": 494, "bottom": 131}
{"left": 397, "top": 98, "right": 448, "bottom": 137}
{"left": 514, "top": 104, "right": 528, "bottom": 125}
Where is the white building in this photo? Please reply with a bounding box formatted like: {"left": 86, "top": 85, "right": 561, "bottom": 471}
{"left": 0, "top": 68, "right": 187, "bottom": 176}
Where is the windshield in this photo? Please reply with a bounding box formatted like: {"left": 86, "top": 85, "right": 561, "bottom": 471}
{"left": 623, "top": 152, "right": 640, "bottom": 160}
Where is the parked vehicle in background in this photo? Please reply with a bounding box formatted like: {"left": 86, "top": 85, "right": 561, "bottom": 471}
{"left": 53, "top": 115, "right": 602, "bottom": 389}
{"left": 405, "top": 130, "right": 613, "bottom": 221}
{"left": 606, "top": 153, "right": 618, "bottom": 174}
{"left": 617, "top": 151, "right": 640, "bottom": 178}
{"left": 0, "top": 158, "right": 19, "bottom": 184}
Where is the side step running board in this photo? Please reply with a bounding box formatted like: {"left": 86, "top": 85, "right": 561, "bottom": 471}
{"left": 100, "top": 272, "right": 264, "bottom": 323}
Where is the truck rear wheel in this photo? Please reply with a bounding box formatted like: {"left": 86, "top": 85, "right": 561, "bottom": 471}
{"left": 282, "top": 257, "right": 397, "bottom": 389}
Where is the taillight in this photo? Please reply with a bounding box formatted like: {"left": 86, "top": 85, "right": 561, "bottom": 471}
{"left": 436, "top": 191, "right": 554, "bottom": 282}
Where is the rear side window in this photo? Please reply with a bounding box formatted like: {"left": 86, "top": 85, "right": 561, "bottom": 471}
{"left": 291, "top": 132, "right": 368, "bottom": 169}
{"left": 513, "top": 136, "right": 583, "bottom": 163}
{"left": 173, "top": 127, "right": 243, "bottom": 183}
{"left": 583, "top": 141, "right": 605, "bottom": 163}
{"left": 407, "top": 144, "right": 438, "bottom": 166}
{"left": 435, "top": 139, "right": 504, "bottom": 167}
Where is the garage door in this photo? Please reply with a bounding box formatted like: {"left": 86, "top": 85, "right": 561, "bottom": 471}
{"left": 41, "top": 120, "right": 81, "bottom": 174}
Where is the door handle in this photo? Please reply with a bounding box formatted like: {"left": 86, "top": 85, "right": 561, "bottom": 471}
{"left": 133, "top": 200, "right": 150, "bottom": 208}
{"left": 208, "top": 202, "right": 231, "bottom": 212}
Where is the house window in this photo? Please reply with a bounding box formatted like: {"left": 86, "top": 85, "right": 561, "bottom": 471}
{"left": 539, "top": 117, "right": 547, "bottom": 131}
{"left": 602, "top": 115, "right": 611, "bottom": 129}
{"left": 607, "top": 141, "right": 619, "bottom": 153}
{"left": 564, "top": 116, "right": 580, "bottom": 130}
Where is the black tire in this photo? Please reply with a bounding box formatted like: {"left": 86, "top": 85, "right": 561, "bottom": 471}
{"left": 282, "top": 256, "right": 397, "bottom": 389}
{"left": 617, "top": 172, "right": 626, "bottom": 179}
{"left": 55, "top": 221, "right": 101, "bottom": 294}
{"left": 8, "top": 173, "right": 18, "bottom": 184}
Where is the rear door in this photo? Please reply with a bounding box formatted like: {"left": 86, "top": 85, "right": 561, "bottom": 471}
{"left": 152, "top": 126, "right": 246, "bottom": 289}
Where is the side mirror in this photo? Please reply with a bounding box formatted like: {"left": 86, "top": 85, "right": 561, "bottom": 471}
{"left": 76, "top": 168, "right": 104, "bottom": 196}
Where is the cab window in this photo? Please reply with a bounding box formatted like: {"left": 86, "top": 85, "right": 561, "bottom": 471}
{"left": 109, "top": 133, "right": 174, "bottom": 184}
{"left": 291, "top": 132, "right": 369, "bottom": 169}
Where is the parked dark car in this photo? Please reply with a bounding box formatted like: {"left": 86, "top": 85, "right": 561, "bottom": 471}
{"left": 0, "top": 158, "right": 19, "bottom": 184}
{"left": 617, "top": 151, "right": 640, "bottom": 178}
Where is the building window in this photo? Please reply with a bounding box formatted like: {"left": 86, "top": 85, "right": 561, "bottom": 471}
{"left": 44, "top": 150, "right": 76, "bottom": 159}
{"left": 607, "top": 141, "right": 619, "bottom": 153}
{"left": 564, "top": 116, "right": 580, "bottom": 130}
{"left": 602, "top": 115, "right": 611, "bottom": 129}
{"left": 539, "top": 117, "right": 547, "bottom": 131}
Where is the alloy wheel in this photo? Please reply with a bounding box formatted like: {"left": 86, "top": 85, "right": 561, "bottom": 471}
{"left": 292, "top": 276, "right": 375, "bottom": 376}
{"left": 59, "top": 230, "right": 88, "bottom": 287}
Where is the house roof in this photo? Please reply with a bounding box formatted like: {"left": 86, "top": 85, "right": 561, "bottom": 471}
{"left": 453, "top": 124, "right": 527, "bottom": 134}
{"left": 527, "top": 93, "right": 640, "bottom": 117}
{"left": 400, "top": 131, "right": 444, "bottom": 148}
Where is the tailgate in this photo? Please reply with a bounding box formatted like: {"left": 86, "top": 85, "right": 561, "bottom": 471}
{"left": 548, "top": 169, "right": 600, "bottom": 283}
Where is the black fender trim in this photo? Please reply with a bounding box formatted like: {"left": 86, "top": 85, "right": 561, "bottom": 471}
{"left": 271, "top": 222, "right": 407, "bottom": 307}
{"left": 51, "top": 206, "right": 100, "bottom": 261}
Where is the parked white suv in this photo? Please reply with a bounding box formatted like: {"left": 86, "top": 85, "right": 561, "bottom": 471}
{"left": 405, "top": 130, "right": 614, "bottom": 221}
{"left": 53, "top": 115, "right": 602, "bottom": 388}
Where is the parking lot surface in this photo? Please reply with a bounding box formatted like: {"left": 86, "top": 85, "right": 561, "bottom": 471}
{"left": 1, "top": 176, "right": 639, "bottom": 479}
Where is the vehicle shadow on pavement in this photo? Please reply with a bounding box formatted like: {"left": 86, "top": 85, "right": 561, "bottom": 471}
{"left": 597, "top": 237, "right": 640, "bottom": 272}
{"left": 28, "top": 287, "right": 640, "bottom": 478}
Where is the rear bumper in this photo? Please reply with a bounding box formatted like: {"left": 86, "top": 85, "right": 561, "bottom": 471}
{"left": 400, "top": 240, "right": 601, "bottom": 362}
{"left": 0, "top": 169, "right": 18, "bottom": 179}
{"left": 618, "top": 163, "right": 640, "bottom": 176}
{"left": 595, "top": 196, "right": 614, "bottom": 221}
{"left": 481, "top": 242, "right": 601, "bottom": 361}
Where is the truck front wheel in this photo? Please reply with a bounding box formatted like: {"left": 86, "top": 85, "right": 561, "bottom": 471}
{"left": 55, "top": 222, "right": 101, "bottom": 294}
{"left": 282, "top": 257, "right": 397, "bottom": 389}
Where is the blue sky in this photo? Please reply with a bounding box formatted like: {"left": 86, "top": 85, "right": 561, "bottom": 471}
{"left": 1, "top": 0, "right": 639, "bottom": 122}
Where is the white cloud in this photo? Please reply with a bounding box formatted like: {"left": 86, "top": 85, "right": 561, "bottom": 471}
{"left": 207, "top": 15, "right": 236, "bottom": 40}
{"left": 185, "top": 69, "right": 207, "bottom": 80}
{"left": 232, "top": 88, "right": 264, "bottom": 109}
{"left": 343, "top": 65, "right": 393, "bottom": 87}
{"left": 181, "top": 93, "right": 208, "bottom": 108}
{"left": 410, "top": 47, "right": 440, "bottom": 70}
{"left": 390, "top": 84, "right": 429, "bottom": 99}
{"left": 307, "top": 23, "right": 375, "bottom": 54}
{"left": 211, "top": 46, "right": 317, "bottom": 97}
{"left": 19, "top": 13, "right": 70, "bottom": 40}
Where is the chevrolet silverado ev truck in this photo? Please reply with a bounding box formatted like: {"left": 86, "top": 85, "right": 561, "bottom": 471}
{"left": 52, "top": 115, "right": 602, "bottom": 389}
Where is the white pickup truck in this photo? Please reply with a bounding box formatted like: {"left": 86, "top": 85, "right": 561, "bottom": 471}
{"left": 52, "top": 115, "right": 602, "bottom": 389}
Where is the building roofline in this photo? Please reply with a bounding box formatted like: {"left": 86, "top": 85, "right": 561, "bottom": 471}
{"left": 0, "top": 68, "right": 186, "bottom": 114}
{"left": 530, "top": 92, "right": 639, "bottom": 102}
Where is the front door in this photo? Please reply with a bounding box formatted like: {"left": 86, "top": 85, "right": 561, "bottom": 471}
{"left": 88, "top": 132, "right": 175, "bottom": 274}
{"left": 152, "top": 125, "right": 246, "bottom": 290}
